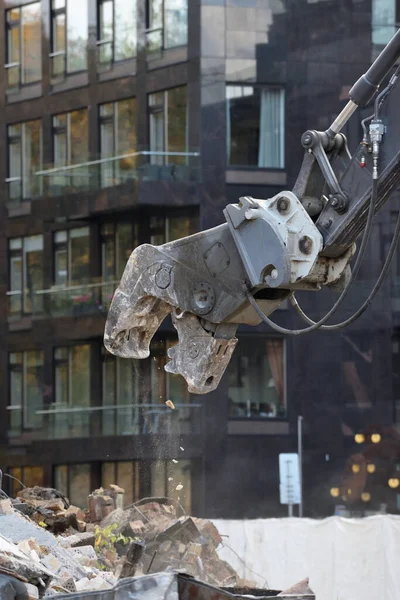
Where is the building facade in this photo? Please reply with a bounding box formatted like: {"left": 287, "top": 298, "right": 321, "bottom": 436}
{"left": 1, "top": 0, "right": 400, "bottom": 518}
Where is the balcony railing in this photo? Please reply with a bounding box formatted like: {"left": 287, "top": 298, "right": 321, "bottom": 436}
{"left": 33, "top": 280, "right": 118, "bottom": 319}
{"left": 6, "top": 151, "right": 201, "bottom": 204}
{"left": 8, "top": 403, "right": 203, "bottom": 440}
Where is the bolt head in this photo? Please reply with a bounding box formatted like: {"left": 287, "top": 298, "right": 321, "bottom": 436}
{"left": 277, "top": 197, "right": 290, "bottom": 214}
{"left": 299, "top": 235, "right": 313, "bottom": 255}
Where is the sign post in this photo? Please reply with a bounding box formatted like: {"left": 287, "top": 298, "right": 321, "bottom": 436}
{"left": 279, "top": 453, "right": 301, "bottom": 516}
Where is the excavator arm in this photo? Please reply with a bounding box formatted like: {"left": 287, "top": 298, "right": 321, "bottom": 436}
{"left": 104, "top": 29, "right": 400, "bottom": 394}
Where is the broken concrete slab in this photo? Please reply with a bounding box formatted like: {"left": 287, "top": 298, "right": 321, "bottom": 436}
{"left": 59, "top": 531, "right": 95, "bottom": 548}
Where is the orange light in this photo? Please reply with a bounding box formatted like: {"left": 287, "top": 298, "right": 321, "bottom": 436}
{"left": 371, "top": 433, "right": 381, "bottom": 444}
{"left": 388, "top": 478, "right": 400, "bottom": 489}
{"left": 367, "top": 464, "right": 376, "bottom": 474}
{"left": 330, "top": 487, "right": 340, "bottom": 497}
{"left": 355, "top": 433, "right": 365, "bottom": 444}
{"left": 352, "top": 464, "right": 360, "bottom": 474}
{"left": 347, "top": 488, "right": 352, "bottom": 495}
{"left": 361, "top": 492, "right": 371, "bottom": 502}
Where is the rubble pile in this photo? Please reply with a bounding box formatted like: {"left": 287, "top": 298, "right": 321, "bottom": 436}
{"left": 0, "top": 486, "right": 245, "bottom": 597}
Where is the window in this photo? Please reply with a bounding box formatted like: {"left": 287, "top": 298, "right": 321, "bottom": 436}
{"left": 52, "top": 345, "right": 91, "bottom": 438}
{"left": 7, "top": 466, "right": 44, "bottom": 496}
{"left": 101, "top": 222, "right": 137, "bottom": 282}
{"left": 372, "top": 0, "right": 397, "bottom": 46}
{"left": 8, "top": 235, "right": 43, "bottom": 317}
{"left": 226, "top": 85, "right": 285, "bottom": 169}
{"left": 149, "top": 86, "right": 188, "bottom": 165}
{"left": 9, "top": 351, "right": 44, "bottom": 434}
{"left": 5, "top": 3, "right": 41, "bottom": 88}
{"left": 54, "top": 464, "right": 91, "bottom": 507}
{"left": 99, "top": 98, "right": 137, "bottom": 186}
{"left": 7, "top": 120, "right": 42, "bottom": 201}
{"left": 51, "top": 109, "right": 88, "bottom": 191}
{"left": 146, "top": 0, "right": 188, "bottom": 53}
{"left": 50, "top": 0, "right": 88, "bottom": 77}
{"left": 53, "top": 227, "right": 90, "bottom": 286}
{"left": 102, "top": 461, "right": 140, "bottom": 506}
{"left": 97, "top": 0, "right": 137, "bottom": 66}
{"left": 226, "top": 337, "right": 285, "bottom": 419}
{"left": 149, "top": 212, "right": 198, "bottom": 245}
{"left": 150, "top": 459, "right": 191, "bottom": 513}
{"left": 101, "top": 349, "right": 140, "bottom": 436}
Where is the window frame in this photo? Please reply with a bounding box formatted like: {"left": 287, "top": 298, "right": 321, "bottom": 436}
{"left": 6, "top": 119, "right": 43, "bottom": 202}
{"left": 8, "top": 235, "right": 44, "bottom": 316}
{"left": 96, "top": 0, "right": 137, "bottom": 67}
{"left": 8, "top": 350, "right": 44, "bottom": 431}
{"left": 145, "top": 0, "right": 188, "bottom": 54}
{"left": 53, "top": 343, "right": 91, "bottom": 406}
{"left": 148, "top": 86, "right": 188, "bottom": 165}
{"left": 5, "top": 3, "right": 42, "bottom": 88}
{"left": 52, "top": 226, "right": 90, "bottom": 286}
{"left": 50, "top": 0, "right": 88, "bottom": 79}
{"left": 226, "top": 335, "right": 287, "bottom": 421}
{"left": 226, "top": 83, "right": 286, "bottom": 170}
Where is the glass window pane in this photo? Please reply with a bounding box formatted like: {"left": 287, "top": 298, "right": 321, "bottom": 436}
{"left": 7, "top": 26, "right": 20, "bottom": 87}
{"left": 227, "top": 86, "right": 285, "bottom": 168}
{"left": 116, "top": 462, "right": 134, "bottom": 506}
{"left": 101, "top": 462, "right": 115, "bottom": 489}
{"left": 226, "top": 85, "right": 259, "bottom": 167}
{"left": 167, "top": 86, "right": 187, "bottom": 162}
{"left": 9, "top": 467, "right": 23, "bottom": 497}
{"left": 70, "top": 110, "right": 88, "bottom": 164}
{"left": 24, "top": 234, "right": 43, "bottom": 314}
{"left": 115, "top": 99, "right": 137, "bottom": 180}
{"left": 114, "top": 0, "right": 137, "bottom": 60}
{"left": 10, "top": 369, "right": 22, "bottom": 407}
{"left": 21, "top": 3, "right": 41, "bottom": 84}
{"left": 54, "top": 131, "right": 67, "bottom": 167}
{"left": 55, "top": 362, "right": 68, "bottom": 405}
{"left": 116, "top": 223, "right": 133, "bottom": 278}
{"left": 7, "top": 9, "right": 20, "bottom": 23}
{"left": 9, "top": 129, "right": 21, "bottom": 182}
{"left": 70, "top": 227, "right": 90, "bottom": 283}
{"left": 69, "top": 464, "right": 90, "bottom": 507}
{"left": 52, "top": 12, "right": 66, "bottom": 76}
{"left": 10, "top": 255, "right": 22, "bottom": 315}
{"left": 55, "top": 249, "right": 68, "bottom": 285}
{"left": 54, "top": 13, "right": 66, "bottom": 52}
{"left": 164, "top": 0, "right": 187, "bottom": 49}
{"left": 24, "top": 351, "right": 44, "bottom": 429}
{"left": 23, "top": 120, "right": 42, "bottom": 199}
{"left": 99, "top": 0, "right": 113, "bottom": 41}
{"left": 102, "top": 236, "right": 115, "bottom": 281}
{"left": 226, "top": 338, "right": 285, "bottom": 418}
{"left": 70, "top": 345, "right": 90, "bottom": 407}
{"left": 149, "top": 0, "right": 162, "bottom": 28}
{"left": 54, "top": 465, "right": 68, "bottom": 496}
{"left": 67, "top": 0, "right": 88, "bottom": 73}
{"left": 116, "top": 98, "right": 137, "bottom": 154}
{"left": 100, "top": 119, "right": 115, "bottom": 187}
{"left": 23, "top": 466, "right": 44, "bottom": 488}
{"left": 10, "top": 238, "right": 22, "bottom": 251}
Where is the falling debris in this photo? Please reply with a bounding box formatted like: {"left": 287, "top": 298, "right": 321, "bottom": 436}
{"left": 175, "top": 484, "right": 184, "bottom": 491}
{"left": 168, "top": 477, "right": 173, "bottom": 482}
{"left": 165, "top": 400, "right": 176, "bottom": 409}
{"left": 180, "top": 447, "right": 184, "bottom": 451}
{"left": 172, "top": 459, "right": 178, "bottom": 464}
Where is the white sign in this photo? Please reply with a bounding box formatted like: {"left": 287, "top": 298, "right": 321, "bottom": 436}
{"left": 279, "top": 453, "right": 301, "bottom": 505}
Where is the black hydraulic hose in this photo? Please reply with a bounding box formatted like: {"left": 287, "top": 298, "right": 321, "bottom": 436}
{"left": 245, "top": 179, "right": 379, "bottom": 335}
{"left": 290, "top": 203, "right": 400, "bottom": 330}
